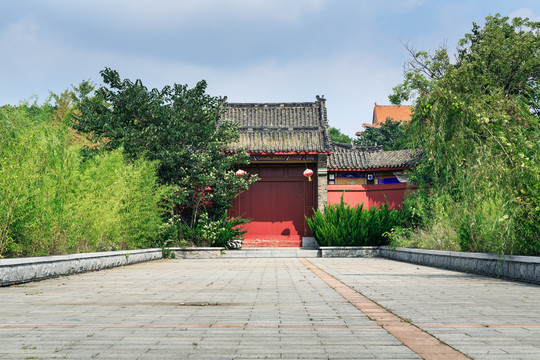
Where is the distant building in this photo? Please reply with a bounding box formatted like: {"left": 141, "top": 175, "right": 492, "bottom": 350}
{"left": 326, "top": 142, "right": 423, "bottom": 211}
{"left": 356, "top": 102, "right": 412, "bottom": 136}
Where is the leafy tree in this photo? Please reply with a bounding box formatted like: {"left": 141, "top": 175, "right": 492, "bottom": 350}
{"left": 354, "top": 118, "right": 409, "bottom": 150}
{"left": 73, "top": 68, "right": 257, "bottom": 228}
{"left": 389, "top": 14, "right": 540, "bottom": 255}
{"left": 49, "top": 89, "right": 75, "bottom": 124}
{"left": 329, "top": 127, "right": 352, "bottom": 144}
{"left": 49, "top": 83, "right": 109, "bottom": 152}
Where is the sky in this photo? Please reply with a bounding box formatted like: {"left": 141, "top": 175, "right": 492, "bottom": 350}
{"left": 1, "top": 0, "right": 539, "bottom": 136}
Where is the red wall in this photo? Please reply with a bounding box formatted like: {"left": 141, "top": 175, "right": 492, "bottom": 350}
{"left": 327, "top": 183, "right": 411, "bottom": 209}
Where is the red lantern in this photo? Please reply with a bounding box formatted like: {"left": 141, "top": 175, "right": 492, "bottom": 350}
{"left": 303, "top": 169, "right": 313, "bottom": 182}
{"left": 235, "top": 169, "right": 246, "bottom": 178}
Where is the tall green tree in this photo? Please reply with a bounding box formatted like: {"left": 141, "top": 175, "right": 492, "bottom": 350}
{"left": 74, "top": 68, "right": 257, "bottom": 226}
{"left": 390, "top": 15, "right": 540, "bottom": 255}
{"left": 354, "top": 118, "right": 409, "bottom": 150}
{"left": 329, "top": 127, "right": 352, "bottom": 144}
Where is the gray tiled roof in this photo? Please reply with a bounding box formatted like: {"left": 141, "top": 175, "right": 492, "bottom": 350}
{"left": 221, "top": 97, "right": 331, "bottom": 153}
{"left": 328, "top": 142, "right": 424, "bottom": 170}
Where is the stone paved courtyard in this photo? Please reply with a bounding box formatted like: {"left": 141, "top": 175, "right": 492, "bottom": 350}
{"left": 1, "top": 257, "right": 539, "bottom": 359}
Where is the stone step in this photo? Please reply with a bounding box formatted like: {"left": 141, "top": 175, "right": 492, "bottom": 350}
{"left": 242, "top": 239, "right": 303, "bottom": 247}
{"left": 221, "top": 247, "right": 321, "bottom": 258}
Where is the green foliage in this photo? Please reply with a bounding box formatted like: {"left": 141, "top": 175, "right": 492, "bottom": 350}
{"left": 74, "top": 68, "right": 257, "bottom": 228}
{"left": 329, "top": 127, "right": 352, "bottom": 144}
{"left": 161, "top": 248, "right": 176, "bottom": 259}
{"left": 69, "top": 149, "right": 168, "bottom": 252}
{"left": 354, "top": 119, "right": 410, "bottom": 150}
{"left": 390, "top": 14, "right": 540, "bottom": 255}
{"left": 177, "top": 212, "right": 250, "bottom": 248}
{"left": 306, "top": 195, "right": 408, "bottom": 246}
{"left": 0, "top": 104, "right": 166, "bottom": 258}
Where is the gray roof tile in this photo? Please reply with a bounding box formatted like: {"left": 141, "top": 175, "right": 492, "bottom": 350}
{"left": 328, "top": 142, "right": 424, "bottom": 170}
{"left": 221, "top": 97, "right": 330, "bottom": 153}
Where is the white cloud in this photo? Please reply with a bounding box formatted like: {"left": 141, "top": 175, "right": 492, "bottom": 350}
{"left": 0, "top": 17, "right": 72, "bottom": 96}
{"left": 222, "top": 0, "right": 327, "bottom": 21}
{"left": 509, "top": 8, "right": 540, "bottom": 21}
{"left": 199, "top": 51, "right": 403, "bottom": 136}
{"left": 0, "top": 11, "right": 402, "bottom": 136}
{"left": 383, "top": 0, "right": 426, "bottom": 13}
{"left": 48, "top": 0, "right": 327, "bottom": 28}
{"left": 20, "top": 40, "right": 398, "bottom": 135}
{"left": 5, "top": 0, "right": 537, "bottom": 135}
{"left": 1, "top": 19, "right": 41, "bottom": 70}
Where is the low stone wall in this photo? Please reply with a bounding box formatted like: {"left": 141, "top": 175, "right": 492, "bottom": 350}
{"left": 0, "top": 249, "right": 162, "bottom": 287}
{"left": 170, "top": 247, "right": 224, "bottom": 259}
{"left": 319, "top": 246, "right": 379, "bottom": 258}
{"left": 3, "top": 246, "right": 539, "bottom": 286}
{"left": 168, "top": 247, "right": 322, "bottom": 258}
{"left": 378, "top": 247, "right": 540, "bottom": 285}
{"left": 221, "top": 248, "right": 320, "bottom": 258}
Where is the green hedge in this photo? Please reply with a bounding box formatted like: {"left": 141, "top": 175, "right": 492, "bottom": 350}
{"left": 306, "top": 195, "right": 408, "bottom": 247}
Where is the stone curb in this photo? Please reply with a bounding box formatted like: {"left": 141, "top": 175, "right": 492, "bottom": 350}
{"left": 2, "top": 246, "right": 539, "bottom": 286}
{"left": 0, "top": 249, "right": 163, "bottom": 287}
{"left": 169, "top": 247, "right": 225, "bottom": 259}
{"left": 378, "top": 246, "right": 540, "bottom": 285}
{"left": 169, "top": 247, "right": 322, "bottom": 258}
{"left": 171, "top": 246, "right": 540, "bottom": 284}
{"left": 318, "top": 246, "right": 379, "bottom": 258}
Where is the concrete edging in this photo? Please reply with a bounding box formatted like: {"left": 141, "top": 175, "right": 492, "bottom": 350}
{"left": 168, "top": 247, "right": 321, "bottom": 258}
{"left": 319, "top": 246, "right": 379, "bottom": 258}
{"left": 0, "top": 249, "right": 163, "bottom": 287}
{"left": 378, "top": 246, "right": 540, "bottom": 285}
{"left": 169, "top": 247, "right": 225, "bottom": 259}
{"left": 2, "top": 246, "right": 539, "bottom": 286}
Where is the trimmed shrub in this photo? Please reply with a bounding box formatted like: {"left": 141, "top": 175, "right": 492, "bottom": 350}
{"left": 306, "top": 195, "right": 408, "bottom": 247}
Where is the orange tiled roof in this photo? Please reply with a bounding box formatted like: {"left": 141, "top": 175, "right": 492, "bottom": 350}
{"left": 359, "top": 103, "right": 412, "bottom": 132}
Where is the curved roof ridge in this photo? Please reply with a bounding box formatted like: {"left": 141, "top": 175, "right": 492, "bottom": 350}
{"left": 224, "top": 101, "right": 320, "bottom": 107}
{"left": 222, "top": 96, "right": 331, "bottom": 153}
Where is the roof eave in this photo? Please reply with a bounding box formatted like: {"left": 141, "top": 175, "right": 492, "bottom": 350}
{"left": 327, "top": 166, "right": 413, "bottom": 172}
{"left": 249, "top": 151, "right": 331, "bottom": 155}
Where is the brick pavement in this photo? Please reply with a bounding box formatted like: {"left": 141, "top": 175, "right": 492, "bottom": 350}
{"left": 0, "top": 257, "right": 539, "bottom": 359}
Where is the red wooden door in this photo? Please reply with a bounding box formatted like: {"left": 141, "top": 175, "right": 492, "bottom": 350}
{"left": 229, "top": 164, "right": 315, "bottom": 246}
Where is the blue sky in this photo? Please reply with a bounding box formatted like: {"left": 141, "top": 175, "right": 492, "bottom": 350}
{"left": 1, "top": 0, "right": 539, "bottom": 136}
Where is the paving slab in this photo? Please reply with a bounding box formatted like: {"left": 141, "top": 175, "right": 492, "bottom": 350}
{"left": 0, "top": 257, "right": 538, "bottom": 359}
{"left": 309, "top": 257, "right": 540, "bottom": 359}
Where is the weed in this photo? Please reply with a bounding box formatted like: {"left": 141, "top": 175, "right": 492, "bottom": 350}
{"left": 162, "top": 248, "right": 175, "bottom": 259}
{"left": 400, "top": 318, "right": 413, "bottom": 324}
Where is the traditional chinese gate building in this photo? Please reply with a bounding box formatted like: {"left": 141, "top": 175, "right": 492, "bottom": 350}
{"left": 223, "top": 96, "right": 330, "bottom": 247}
{"left": 223, "top": 96, "right": 422, "bottom": 247}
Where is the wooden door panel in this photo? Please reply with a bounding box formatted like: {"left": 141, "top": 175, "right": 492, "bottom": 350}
{"left": 229, "top": 164, "right": 315, "bottom": 242}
